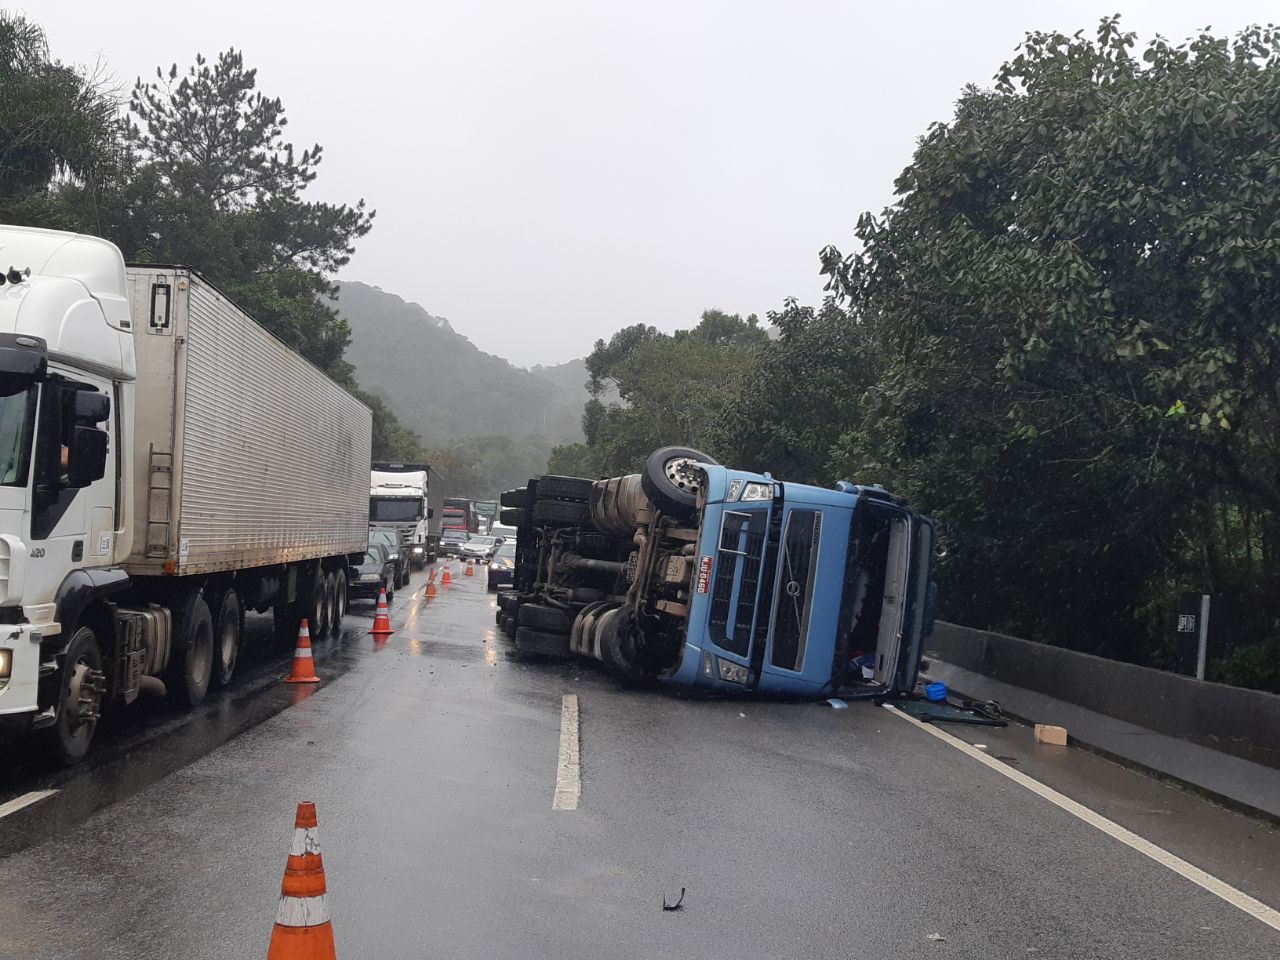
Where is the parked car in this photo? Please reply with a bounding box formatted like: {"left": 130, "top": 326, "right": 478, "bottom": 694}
{"left": 349, "top": 545, "right": 396, "bottom": 603}
{"left": 441, "top": 529, "right": 470, "bottom": 557}
{"left": 461, "top": 534, "right": 499, "bottom": 562}
{"left": 369, "top": 528, "right": 410, "bottom": 588}
{"left": 487, "top": 540, "right": 517, "bottom": 590}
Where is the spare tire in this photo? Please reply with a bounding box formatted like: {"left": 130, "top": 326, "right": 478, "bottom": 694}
{"left": 518, "top": 603, "right": 576, "bottom": 633}
{"left": 500, "top": 507, "right": 528, "bottom": 528}
{"left": 536, "top": 475, "right": 594, "bottom": 502}
{"left": 532, "top": 498, "right": 591, "bottom": 526}
{"left": 641, "top": 446, "right": 719, "bottom": 520}
{"left": 500, "top": 488, "right": 525, "bottom": 508}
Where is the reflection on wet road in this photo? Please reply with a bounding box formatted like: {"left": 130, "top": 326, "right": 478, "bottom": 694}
{"left": 0, "top": 567, "right": 1277, "bottom": 959}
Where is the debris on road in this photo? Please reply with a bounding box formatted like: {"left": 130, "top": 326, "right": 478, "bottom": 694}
{"left": 827, "top": 698, "right": 849, "bottom": 710}
{"left": 926, "top": 932, "right": 946, "bottom": 942}
{"left": 1035, "top": 724, "right": 1069, "bottom": 746}
{"left": 662, "top": 888, "right": 686, "bottom": 911}
{"left": 895, "top": 698, "right": 1007, "bottom": 726}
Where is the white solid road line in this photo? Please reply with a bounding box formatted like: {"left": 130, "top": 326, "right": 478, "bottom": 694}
{"left": 883, "top": 704, "right": 1280, "bottom": 932}
{"left": 0, "top": 789, "right": 57, "bottom": 821}
{"left": 553, "top": 693, "right": 581, "bottom": 811}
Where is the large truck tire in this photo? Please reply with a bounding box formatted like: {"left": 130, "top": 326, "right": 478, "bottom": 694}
{"left": 641, "top": 446, "right": 720, "bottom": 520}
{"left": 499, "top": 507, "right": 528, "bottom": 527}
{"left": 518, "top": 603, "right": 575, "bottom": 633}
{"left": 212, "top": 589, "right": 243, "bottom": 688}
{"left": 532, "top": 499, "right": 591, "bottom": 526}
{"left": 496, "top": 591, "right": 519, "bottom": 614}
{"left": 303, "top": 565, "right": 330, "bottom": 638}
{"left": 173, "top": 591, "right": 214, "bottom": 708}
{"left": 535, "top": 475, "right": 593, "bottom": 502}
{"left": 500, "top": 488, "right": 525, "bottom": 508}
{"left": 330, "top": 570, "right": 348, "bottom": 634}
{"left": 515, "top": 626, "right": 572, "bottom": 658}
{"left": 40, "top": 625, "right": 104, "bottom": 765}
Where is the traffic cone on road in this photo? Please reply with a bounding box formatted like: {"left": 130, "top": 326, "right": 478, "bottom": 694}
{"left": 464, "top": 560, "right": 475, "bottom": 577}
{"left": 424, "top": 568, "right": 438, "bottom": 597}
{"left": 266, "top": 801, "right": 337, "bottom": 960}
{"left": 369, "top": 587, "right": 394, "bottom": 637}
{"left": 284, "top": 620, "right": 321, "bottom": 684}
{"left": 441, "top": 564, "right": 453, "bottom": 585}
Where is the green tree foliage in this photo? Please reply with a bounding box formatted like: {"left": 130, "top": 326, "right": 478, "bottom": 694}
{"left": 721, "top": 18, "right": 1280, "bottom": 689}
{"left": 424, "top": 435, "right": 553, "bottom": 499}
{"left": 552, "top": 310, "right": 768, "bottom": 476}
{"left": 0, "top": 13, "right": 120, "bottom": 222}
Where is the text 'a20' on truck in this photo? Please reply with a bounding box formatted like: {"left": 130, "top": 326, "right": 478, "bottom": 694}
{"left": 0, "top": 226, "right": 372, "bottom": 763}
{"left": 494, "top": 446, "right": 939, "bottom": 696}
{"left": 370, "top": 461, "right": 443, "bottom": 570}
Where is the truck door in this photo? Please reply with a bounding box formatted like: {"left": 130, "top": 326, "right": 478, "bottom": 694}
{"left": 757, "top": 503, "right": 854, "bottom": 693}
{"left": 702, "top": 501, "right": 772, "bottom": 673}
{"left": 23, "top": 371, "right": 116, "bottom": 608}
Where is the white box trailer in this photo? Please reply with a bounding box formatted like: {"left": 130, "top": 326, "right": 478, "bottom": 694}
{"left": 0, "top": 227, "right": 372, "bottom": 764}
{"left": 126, "top": 266, "right": 370, "bottom": 575}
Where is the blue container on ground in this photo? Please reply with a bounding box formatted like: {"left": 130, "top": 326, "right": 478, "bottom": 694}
{"left": 924, "top": 681, "right": 947, "bottom": 702}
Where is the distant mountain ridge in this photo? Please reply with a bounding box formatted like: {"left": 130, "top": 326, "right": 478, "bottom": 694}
{"left": 334, "top": 281, "right": 587, "bottom": 447}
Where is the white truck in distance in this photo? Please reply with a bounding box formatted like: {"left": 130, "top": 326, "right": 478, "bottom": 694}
{"left": 0, "top": 226, "right": 372, "bottom": 763}
{"left": 370, "top": 461, "right": 443, "bottom": 569}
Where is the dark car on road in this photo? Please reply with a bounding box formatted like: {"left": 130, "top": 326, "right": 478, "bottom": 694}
{"left": 348, "top": 545, "right": 396, "bottom": 603}
{"left": 369, "top": 528, "right": 409, "bottom": 588}
{"left": 486, "top": 540, "right": 516, "bottom": 591}
{"left": 440, "top": 529, "right": 470, "bottom": 557}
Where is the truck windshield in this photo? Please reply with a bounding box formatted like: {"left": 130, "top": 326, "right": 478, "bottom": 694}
{"left": 0, "top": 383, "right": 37, "bottom": 487}
{"left": 370, "top": 498, "right": 422, "bottom": 522}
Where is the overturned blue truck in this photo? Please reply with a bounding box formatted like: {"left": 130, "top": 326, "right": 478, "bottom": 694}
{"left": 494, "top": 447, "right": 938, "bottom": 698}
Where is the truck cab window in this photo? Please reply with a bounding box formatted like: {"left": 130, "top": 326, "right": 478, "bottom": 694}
{"left": 0, "top": 383, "right": 37, "bottom": 487}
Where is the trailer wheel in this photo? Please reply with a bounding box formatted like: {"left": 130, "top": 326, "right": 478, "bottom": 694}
{"left": 304, "top": 566, "right": 329, "bottom": 638}
{"left": 499, "top": 507, "right": 527, "bottom": 527}
{"left": 173, "top": 592, "right": 214, "bottom": 708}
{"left": 213, "top": 589, "right": 242, "bottom": 688}
{"left": 518, "top": 603, "right": 576, "bottom": 633}
{"left": 532, "top": 499, "right": 591, "bottom": 526}
{"left": 331, "top": 570, "right": 348, "bottom": 634}
{"left": 514, "top": 626, "right": 572, "bottom": 659}
{"left": 40, "top": 625, "right": 104, "bottom": 765}
{"left": 500, "top": 488, "right": 525, "bottom": 508}
{"left": 535, "top": 475, "right": 593, "bottom": 502}
{"left": 641, "top": 446, "right": 720, "bottom": 519}
{"left": 503, "top": 616, "right": 518, "bottom": 640}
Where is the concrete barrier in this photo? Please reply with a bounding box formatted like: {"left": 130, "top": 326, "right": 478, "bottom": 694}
{"left": 927, "top": 622, "right": 1280, "bottom": 770}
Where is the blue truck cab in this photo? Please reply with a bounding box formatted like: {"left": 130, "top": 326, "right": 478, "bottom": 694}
{"left": 500, "top": 448, "right": 937, "bottom": 697}
{"left": 668, "top": 466, "right": 937, "bottom": 697}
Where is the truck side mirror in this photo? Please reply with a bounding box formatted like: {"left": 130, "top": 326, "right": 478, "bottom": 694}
{"left": 67, "top": 426, "right": 108, "bottom": 488}
{"left": 74, "top": 390, "right": 110, "bottom": 423}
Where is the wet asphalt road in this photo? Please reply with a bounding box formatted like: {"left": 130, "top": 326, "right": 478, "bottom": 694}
{"left": 0, "top": 566, "right": 1277, "bottom": 959}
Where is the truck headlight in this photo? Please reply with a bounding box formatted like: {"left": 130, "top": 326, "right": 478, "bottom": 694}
{"left": 0, "top": 648, "right": 11, "bottom": 679}
{"left": 740, "top": 482, "right": 773, "bottom": 502}
{"left": 716, "top": 657, "right": 749, "bottom": 684}
{"left": 412, "top": 546, "right": 424, "bottom": 554}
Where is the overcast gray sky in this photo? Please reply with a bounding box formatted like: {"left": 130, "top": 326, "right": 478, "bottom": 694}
{"left": 25, "top": 1, "right": 1280, "bottom": 366}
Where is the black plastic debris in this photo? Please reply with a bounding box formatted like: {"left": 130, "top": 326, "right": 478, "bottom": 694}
{"left": 662, "top": 888, "right": 686, "bottom": 911}
{"left": 895, "top": 697, "right": 1007, "bottom": 726}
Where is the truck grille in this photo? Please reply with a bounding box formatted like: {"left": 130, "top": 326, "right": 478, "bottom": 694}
{"left": 709, "top": 510, "right": 767, "bottom": 656}
{"left": 770, "top": 510, "right": 822, "bottom": 671}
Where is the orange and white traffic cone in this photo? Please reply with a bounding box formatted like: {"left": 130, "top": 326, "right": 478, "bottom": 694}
{"left": 440, "top": 564, "right": 453, "bottom": 585}
{"left": 369, "top": 586, "right": 394, "bottom": 637}
{"left": 464, "top": 560, "right": 475, "bottom": 577}
{"left": 284, "top": 620, "right": 321, "bottom": 684}
{"left": 266, "top": 801, "right": 337, "bottom": 960}
{"left": 424, "top": 568, "right": 438, "bottom": 598}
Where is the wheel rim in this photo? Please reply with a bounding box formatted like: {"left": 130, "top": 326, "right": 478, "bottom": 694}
{"left": 191, "top": 623, "right": 213, "bottom": 688}
{"left": 219, "top": 617, "right": 237, "bottom": 672}
{"left": 663, "top": 457, "right": 703, "bottom": 494}
{"left": 65, "top": 656, "right": 103, "bottom": 736}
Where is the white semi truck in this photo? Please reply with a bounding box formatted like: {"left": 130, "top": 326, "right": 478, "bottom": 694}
{"left": 370, "top": 462, "right": 443, "bottom": 569}
{"left": 0, "top": 226, "right": 372, "bottom": 763}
